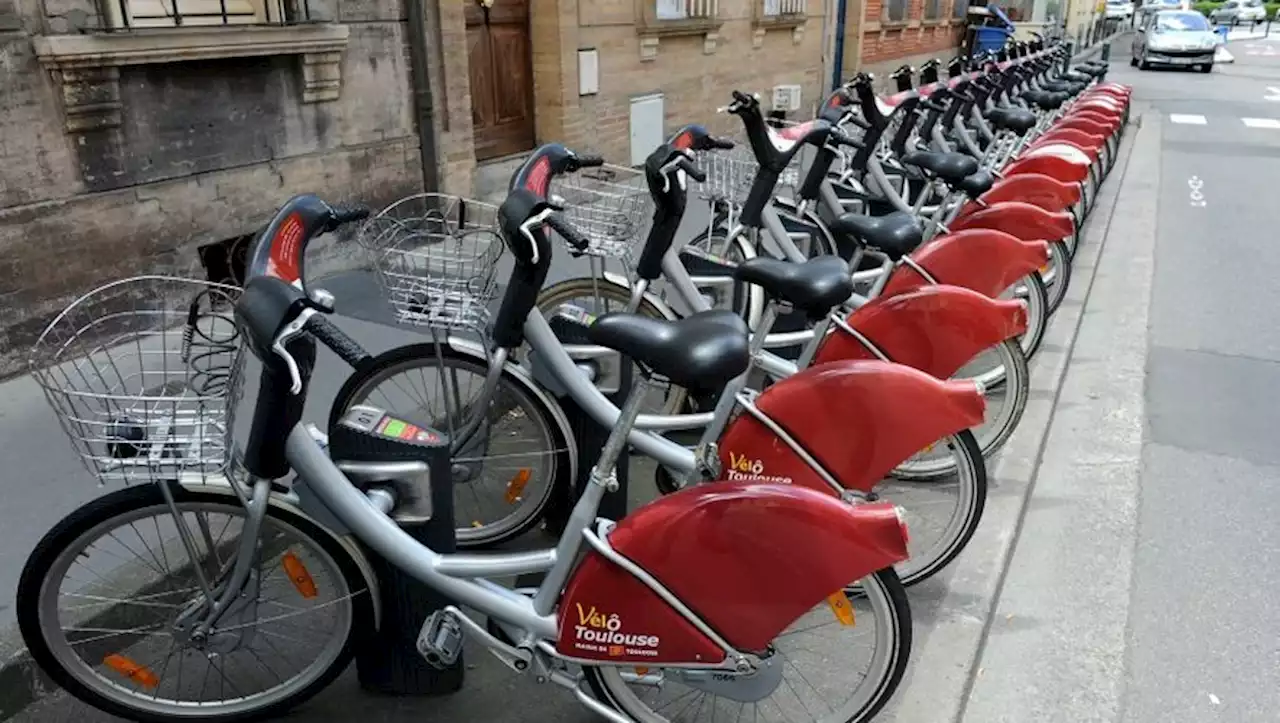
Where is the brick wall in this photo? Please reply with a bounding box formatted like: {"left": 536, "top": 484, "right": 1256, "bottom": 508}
{"left": 564, "top": 0, "right": 831, "bottom": 162}
{"left": 0, "top": 0, "right": 427, "bottom": 376}
{"left": 857, "top": 0, "right": 966, "bottom": 91}
{"left": 431, "top": 0, "right": 830, "bottom": 175}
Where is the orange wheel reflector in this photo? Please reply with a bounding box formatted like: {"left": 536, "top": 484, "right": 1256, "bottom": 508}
{"left": 505, "top": 468, "right": 532, "bottom": 505}
{"left": 282, "top": 550, "right": 318, "bottom": 599}
{"left": 826, "top": 592, "right": 856, "bottom": 627}
{"left": 103, "top": 654, "right": 159, "bottom": 688}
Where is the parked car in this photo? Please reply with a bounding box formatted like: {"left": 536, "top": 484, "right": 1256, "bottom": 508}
{"left": 1209, "top": 0, "right": 1267, "bottom": 25}
{"left": 1106, "top": 0, "right": 1135, "bottom": 20}
{"left": 1132, "top": 9, "right": 1219, "bottom": 72}
{"left": 1136, "top": 0, "right": 1183, "bottom": 24}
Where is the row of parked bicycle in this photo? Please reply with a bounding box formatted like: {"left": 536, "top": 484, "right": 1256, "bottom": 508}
{"left": 18, "top": 34, "right": 1128, "bottom": 723}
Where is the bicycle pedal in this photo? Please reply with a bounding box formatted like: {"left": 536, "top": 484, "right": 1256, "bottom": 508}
{"left": 416, "top": 609, "right": 464, "bottom": 669}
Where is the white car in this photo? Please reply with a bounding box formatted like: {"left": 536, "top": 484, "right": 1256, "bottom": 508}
{"left": 1105, "top": 0, "right": 1134, "bottom": 20}
{"left": 1209, "top": 0, "right": 1267, "bottom": 25}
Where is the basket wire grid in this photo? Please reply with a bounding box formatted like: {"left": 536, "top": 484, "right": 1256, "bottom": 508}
{"left": 29, "top": 276, "right": 245, "bottom": 486}
{"left": 547, "top": 163, "right": 653, "bottom": 262}
{"left": 695, "top": 121, "right": 808, "bottom": 209}
{"left": 358, "top": 193, "right": 504, "bottom": 334}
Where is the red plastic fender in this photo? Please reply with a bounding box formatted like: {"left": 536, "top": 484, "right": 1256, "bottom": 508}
{"left": 1069, "top": 108, "right": 1122, "bottom": 130}
{"left": 882, "top": 228, "right": 1052, "bottom": 300}
{"left": 1073, "top": 100, "right": 1124, "bottom": 118}
{"left": 951, "top": 200, "right": 1075, "bottom": 241}
{"left": 1087, "top": 86, "right": 1131, "bottom": 100}
{"left": 1029, "top": 130, "right": 1103, "bottom": 162}
{"left": 1056, "top": 115, "right": 1118, "bottom": 138}
{"left": 813, "top": 284, "right": 1028, "bottom": 379}
{"left": 1002, "top": 153, "right": 1090, "bottom": 184}
{"left": 957, "top": 172, "right": 1080, "bottom": 217}
{"left": 716, "top": 359, "right": 986, "bottom": 494}
{"left": 1023, "top": 142, "right": 1093, "bottom": 169}
{"left": 557, "top": 484, "right": 909, "bottom": 660}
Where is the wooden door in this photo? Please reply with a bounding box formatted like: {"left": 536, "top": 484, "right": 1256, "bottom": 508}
{"left": 465, "top": 0, "right": 536, "bottom": 161}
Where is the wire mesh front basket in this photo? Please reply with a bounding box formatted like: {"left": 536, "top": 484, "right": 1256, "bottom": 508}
{"left": 695, "top": 122, "right": 806, "bottom": 208}
{"left": 359, "top": 194, "right": 504, "bottom": 333}
{"left": 548, "top": 164, "right": 652, "bottom": 260}
{"left": 29, "top": 276, "right": 245, "bottom": 486}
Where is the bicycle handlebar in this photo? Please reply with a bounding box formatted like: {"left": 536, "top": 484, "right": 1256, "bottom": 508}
{"left": 572, "top": 153, "right": 605, "bottom": 170}
{"left": 326, "top": 204, "right": 371, "bottom": 231}
{"left": 309, "top": 313, "right": 370, "bottom": 367}
{"left": 544, "top": 212, "right": 592, "bottom": 255}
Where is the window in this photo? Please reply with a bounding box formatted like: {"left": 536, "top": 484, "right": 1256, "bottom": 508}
{"left": 1000, "top": 0, "right": 1035, "bottom": 20}
{"left": 1155, "top": 10, "right": 1209, "bottom": 29}
{"left": 762, "top": 0, "right": 806, "bottom": 15}
{"left": 101, "top": 0, "right": 291, "bottom": 28}
{"left": 656, "top": 0, "right": 718, "bottom": 20}
{"left": 883, "top": 0, "right": 907, "bottom": 22}
{"left": 953, "top": 0, "right": 968, "bottom": 19}
{"left": 924, "top": 0, "right": 942, "bottom": 19}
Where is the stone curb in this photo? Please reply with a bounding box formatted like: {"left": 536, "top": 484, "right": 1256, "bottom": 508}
{"left": 880, "top": 105, "right": 1145, "bottom": 723}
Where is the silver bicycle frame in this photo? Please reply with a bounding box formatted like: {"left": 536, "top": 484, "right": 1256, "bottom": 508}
{"left": 286, "top": 389, "right": 751, "bottom": 673}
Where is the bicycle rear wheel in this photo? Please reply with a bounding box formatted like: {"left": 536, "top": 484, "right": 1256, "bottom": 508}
{"left": 329, "top": 344, "right": 571, "bottom": 549}
{"left": 17, "top": 484, "right": 369, "bottom": 723}
{"left": 586, "top": 568, "right": 911, "bottom": 723}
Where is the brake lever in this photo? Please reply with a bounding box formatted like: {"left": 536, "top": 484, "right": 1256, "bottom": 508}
{"left": 271, "top": 307, "right": 319, "bottom": 395}
{"left": 518, "top": 208, "right": 556, "bottom": 264}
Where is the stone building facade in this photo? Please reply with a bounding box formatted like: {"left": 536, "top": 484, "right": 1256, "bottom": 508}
{"left": 1, "top": 0, "right": 965, "bottom": 376}
{"left": 437, "top": 0, "right": 838, "bottom": 198}
{"left": 0, "top": 0, "right": 443, "bottom": 376}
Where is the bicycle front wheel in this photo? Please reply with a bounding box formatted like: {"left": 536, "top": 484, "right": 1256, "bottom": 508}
{"left": 329, "top": 343, "right": 571, "bottom": 548}
{"left": 586, "top": 568, "right": 911, "bottom": 723}
{"left": 17, "top": 484, "right": 369, "bottom": 723}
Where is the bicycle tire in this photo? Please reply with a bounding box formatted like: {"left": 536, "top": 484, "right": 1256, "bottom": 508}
{"left": 893, "top": 339, "right": 1029, "bottom": 478}
{"left": 585, "top": 568, "right": 912, "bottom": 723}
{"left": 1012, "top": 270, "right": 1049, "bottom": 360}
{"left": 328, "top": 344, "right": 572, "bottom": 549}
{"left": 891, "top": 429, "right": 987, "bottom": 586}
{"left": 17, "top": 483, "right": 371, "bottom": 723}
{"left": 1045, "top": 239, "right": 1073, "bottom": 315}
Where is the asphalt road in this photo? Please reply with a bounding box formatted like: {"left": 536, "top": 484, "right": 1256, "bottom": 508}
{"left": 964, "top": 34, "right": 1280, "bottom": 723}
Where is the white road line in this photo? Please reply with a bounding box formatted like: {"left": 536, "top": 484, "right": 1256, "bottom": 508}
{"left": 1168, "top": 114, "right": 1208, "bottom": 125}
{"left": 1242, "top": 117, "right": 1280, "bottom": 128}
{"left": 1267, "top": 87, "right": 1280, "bottom": 101}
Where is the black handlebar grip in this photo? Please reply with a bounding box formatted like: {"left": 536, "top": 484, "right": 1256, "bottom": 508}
{"left": 830, "top": 130, "right": 864, "bottom": 150}
{"left": 678, "top": 157, "right": 707, "bottom": 183}
{"left": 574, "top": 153, "right": 605, "bottom": 168}
{"left": 545, "top": 213, "right": 592, "bottom": 254}
{"left": 308, "top": 314, "right": 372, "bottom": 368}
{"left": 710, "top": 136, "right": 736, "bottom": 150}
{"left": 732, "top": 89, "right": 753, "bottom": 103}
{"left": 325, "top": 204, "right": 371, "bottom": 231}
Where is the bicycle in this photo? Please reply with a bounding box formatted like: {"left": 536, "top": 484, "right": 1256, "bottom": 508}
{"left": 21, "top": 195, "right": 920, "bottom": 723}
{"left": 536, "top": 121, "right": 1023, "bottom": 484}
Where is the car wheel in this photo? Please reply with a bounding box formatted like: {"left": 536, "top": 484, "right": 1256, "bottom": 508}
{"left": 1200, "top": 63, "right": 1214, "bottom": 73}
